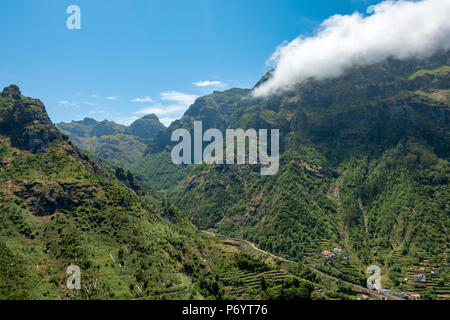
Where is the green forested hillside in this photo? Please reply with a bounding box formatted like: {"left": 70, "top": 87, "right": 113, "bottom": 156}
{"left": 0, "top": 85, "right": 320, "bottom": 300}
{"left": 129, "top": 53, "right": 450, "bottom": 298}
{"left": 5, "top": 51, "right": 448, "bottom": 300}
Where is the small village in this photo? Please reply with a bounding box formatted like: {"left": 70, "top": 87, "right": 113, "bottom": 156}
{"left": 317, "top": 244, "right": 449, "bottom": 300}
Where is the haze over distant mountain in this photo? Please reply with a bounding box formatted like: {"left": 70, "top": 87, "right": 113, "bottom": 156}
{"left": 57, "top": 114, "right": 165, "bottom": 167}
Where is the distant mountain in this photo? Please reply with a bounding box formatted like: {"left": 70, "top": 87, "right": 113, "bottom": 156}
{"left": 129, "top": 52, "right": 450, "bottom": 298}
{"left": 57, "top": 114, "right": 165, "bottom": 167}
{"left": 128, "top": 114, "right": 165, "bottom": 140}
{"left": 90, "top": 120, "right": 127, "bottom": 137}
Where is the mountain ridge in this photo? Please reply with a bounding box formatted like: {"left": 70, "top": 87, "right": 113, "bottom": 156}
{"left": 57, "top": 114, "right": 165, "bottom": 167}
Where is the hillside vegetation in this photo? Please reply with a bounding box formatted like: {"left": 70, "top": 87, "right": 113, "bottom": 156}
{"left": 0, "top": 85, "right": 320, "bottom": 300}
{"left": 129, "top": 52, "right": 450, "bottom": 298}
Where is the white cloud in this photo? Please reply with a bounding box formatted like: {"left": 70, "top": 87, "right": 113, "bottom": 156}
{"left": 253, "top": 0, "right": 450, "bottom": 97}
{"left": 116, "top": 116, "right": 139, "bottom": 126}
{"left": 160, "top": 91, "right": 198, "bottom": 106}
{"left": 131, "top": 96, "right": 153, "bottom": 103}
{"left": 106, "top": 96, "right": 118, "bottom": 100}
{"left": 193, "top": 80, "right": 224, "bottom": 87}
{"left": 133, "top": 91, "right": 198, "bottom": 127}
{"left": 58, "top": 100, "right": 97, "bottom": 108}
{"left": 134, "top": 103, "right": 186, "bottom": 116}
{"left": 159, "top": 117, "right": 178, "bottom": 127}
{"left": 88, "top": 109, "right": 108, "bottom": 116}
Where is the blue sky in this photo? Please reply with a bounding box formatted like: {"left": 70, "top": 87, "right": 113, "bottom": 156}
{"left": 0, "top": 0, "right": 381, "bottom": 126}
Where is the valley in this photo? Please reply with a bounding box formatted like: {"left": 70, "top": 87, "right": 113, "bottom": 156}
{"left": 1, "top": 51, "right": 449, "bottom": 300}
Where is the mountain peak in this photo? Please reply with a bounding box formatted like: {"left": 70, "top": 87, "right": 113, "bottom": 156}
{"left": 1, "top": 84, "right": 21, "bottom": 99}
{"left": 140, "top": 113, "right": 160, "bottom": 121}
{"left": 81, "top": 117, "right": 98, "bottom": 125}
{"left": 128, "top": 114, "right": 165, "bottom": 140}
{"left": 0, "top": 86, "right": 65, "bottom": 153}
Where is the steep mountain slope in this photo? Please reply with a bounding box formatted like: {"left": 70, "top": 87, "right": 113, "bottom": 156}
{"left": 57, "top": 114, "right": 165, "bottom": 167}
{"left": 130, "top": 52, "right": 450, "bottom": 297}
{"left": 1, "top": 85, "right": 319, "bottom": 300}
{"left": 0, "top": 85, "right": 194, "bottom": 299}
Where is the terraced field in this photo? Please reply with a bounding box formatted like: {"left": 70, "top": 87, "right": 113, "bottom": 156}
{"left": 399, "top": 263, "right": 450, "bottom": 299}
{"left": 220, "top": 269, "right": 299, "bottom": 297}
{"left": 363, "top": 246, "right": 450, "bottom": 299}
{"left": 304, "top": 240, "right": 365, "bottom": 285}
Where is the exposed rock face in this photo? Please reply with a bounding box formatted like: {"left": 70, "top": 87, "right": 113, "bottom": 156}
{"left": 0, "top": 85, "right": 65, "bottom": 153}
{"left": 11, "top": 181, "right": 104, "bottom": 216}
{"left": 1, "top": 84, "right": 22, "bottom": 99}
{"left": 115, "top": 167, "right": 146, "bottom": 196}
{"left": 0, "top": 86, "right": 116, "bottom": 217}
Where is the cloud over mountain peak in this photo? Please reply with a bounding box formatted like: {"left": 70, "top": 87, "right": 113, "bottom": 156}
{"left": 253, "top": 0, "right": 450, "bottom": 97}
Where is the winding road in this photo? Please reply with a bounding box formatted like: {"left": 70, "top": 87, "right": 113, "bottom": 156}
{"left": 202, "top": 230, "right": 405, "bottom": 300}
